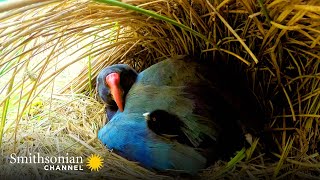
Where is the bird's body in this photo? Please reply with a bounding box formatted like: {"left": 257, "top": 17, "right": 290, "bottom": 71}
{"left": 97, "top": 56, "right": 263, "bottom": 174}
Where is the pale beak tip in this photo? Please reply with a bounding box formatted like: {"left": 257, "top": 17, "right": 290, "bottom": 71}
{"left": 143, "top": 112, "right": 150, "bottom": 120}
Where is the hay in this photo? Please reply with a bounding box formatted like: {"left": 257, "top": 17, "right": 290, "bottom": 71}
{"left": 1, "top": 94, "right": 170, "bottom": 179}
{"left": 0, "top": 0, "right": 320, "bottom": 179}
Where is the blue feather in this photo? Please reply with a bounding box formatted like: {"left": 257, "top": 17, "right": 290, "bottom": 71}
{"left": 98, "top": 111, "right": 206, "bottom": 174}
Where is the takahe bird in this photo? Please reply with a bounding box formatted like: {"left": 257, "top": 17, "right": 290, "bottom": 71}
{"left": 97, "top": 55, "right": 264, "bottom": 174}
{"left": 143, "top": 110, "right": 193, "bottom": 146}
{"left": 96, "top": 64, "right": 138, "bottom": 120}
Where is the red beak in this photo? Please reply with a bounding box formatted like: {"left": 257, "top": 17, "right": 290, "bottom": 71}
{"left": 105, "top": 72, "right": 124, "bottom": 112}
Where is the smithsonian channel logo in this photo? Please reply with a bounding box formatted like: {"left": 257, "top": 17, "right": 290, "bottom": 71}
{"left": 8, "top": 153, "right": 104, "bottom": 172}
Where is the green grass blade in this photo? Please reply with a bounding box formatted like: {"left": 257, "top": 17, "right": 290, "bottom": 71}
{"left": 94, "top": 0, "right": 210, "bottom": 43}
{"left": 214, "top": 147, "right": 246, "bottom": 178}
{"left": 0, "top": 98, "right": 10, "bottom": 147}
{"left": 273, "top": 137, "right": 294, "bottom": 178}
{"left": 88, "top": 55, "right": 93, "bottom": 96}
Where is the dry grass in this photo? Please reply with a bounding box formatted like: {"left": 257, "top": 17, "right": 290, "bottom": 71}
{"left": 0, "top": 0, "right": 320, "bottom": 179}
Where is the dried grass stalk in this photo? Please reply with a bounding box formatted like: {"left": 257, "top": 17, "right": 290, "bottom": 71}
{"left": 0, "top": 0, "right": 320, "bottom": 179}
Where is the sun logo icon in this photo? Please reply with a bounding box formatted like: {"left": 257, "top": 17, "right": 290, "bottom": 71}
{"left": 86, "top": 154, "right": 104, "bottom": 171}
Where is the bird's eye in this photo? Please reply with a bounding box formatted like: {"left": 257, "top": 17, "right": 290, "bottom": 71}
{"left": 152, "top": 117, "right": 156, "bottom": 122}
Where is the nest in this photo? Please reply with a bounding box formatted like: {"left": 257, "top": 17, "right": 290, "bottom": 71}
{"left": 0, "top": 0, "right": 319, "bottom": 179}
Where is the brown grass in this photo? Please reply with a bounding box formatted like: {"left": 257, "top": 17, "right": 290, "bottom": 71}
{"left": 0, "top": 0, "right": 320, "bottom": 179}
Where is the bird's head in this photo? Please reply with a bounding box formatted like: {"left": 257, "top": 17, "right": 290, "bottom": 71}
{"left": 143, "top": 112, "right": 154, "bottom": 121}
{"left": 143, "top": 110, "right": 174, "bottom": 120}
{"left": 143, "top": 110, "right": 164, "bottom": 131}
{"left": 143, "top": 110, "right": 173, "bottom": 130}
{"left": 97, "top": 64, "right": 138, "bottom": 112}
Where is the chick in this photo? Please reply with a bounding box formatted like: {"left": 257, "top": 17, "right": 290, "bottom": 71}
{"left": 143, "top": 110, "right": 192, "bottom": 146}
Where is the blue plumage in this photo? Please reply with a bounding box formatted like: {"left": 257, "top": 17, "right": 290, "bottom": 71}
{"left": 98, "top": 111, "right": 207, "bottom": 174}
{"left": 96, "top": 56, "right": 263, "bottom": 174}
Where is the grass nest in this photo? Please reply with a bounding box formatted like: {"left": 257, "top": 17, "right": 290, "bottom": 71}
{"left": 0, "top": 0, "right": 320, "bottom": 179}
